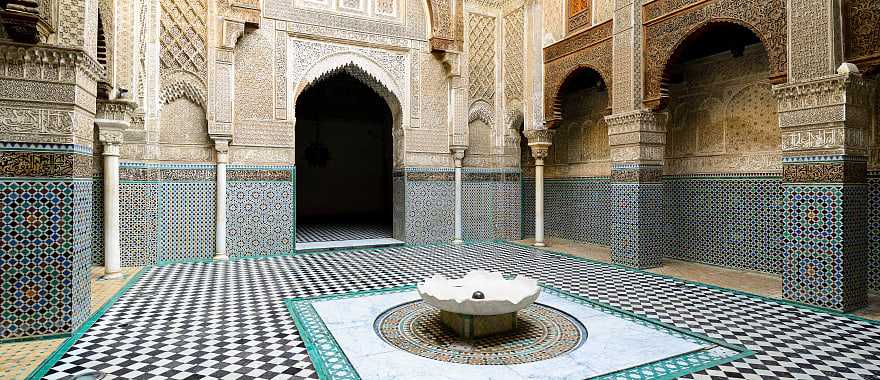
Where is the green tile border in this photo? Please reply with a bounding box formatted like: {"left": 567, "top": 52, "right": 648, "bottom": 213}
{"left": 24, "top": 267, "right": 150, "bottom": 380}
{"left": 285, "top": 284, "right": 752, "bottom": 380}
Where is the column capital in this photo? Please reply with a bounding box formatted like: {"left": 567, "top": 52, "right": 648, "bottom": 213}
{"left": 605, "top": 110, "right": 667, "bottom": 166}
{"left": 524, "top": 129, "right": 554, "bottom": 160}
{"left": 450, "top": 146, "right": 467, "bottom": 167}
{"left": 213, "top": 137, "right": 231, "bottom": 164}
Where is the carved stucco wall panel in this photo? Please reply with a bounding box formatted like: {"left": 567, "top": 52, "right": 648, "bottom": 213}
{"left": 468, "top": 13, "right": 496, "bottom": 104}
{"left": 543, "top": 0, "right": 564, "bottom": 46}
{"left": 642, "top": 0, "right": 787, "bottom": 108}
{"left": 544, "top": 85, "right": 611, "bottom": 178}
{"left": 159, "top": 0, "right": 208, "bottom": 99}
{"left": 235, "top": 24, "right": 275, "bottom": 122}
{"left": 664, "top": 45, "right": 781, "bottom": 175}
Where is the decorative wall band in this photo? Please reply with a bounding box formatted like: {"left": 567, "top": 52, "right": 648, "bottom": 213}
{"left": 663, "top": 173, "right": 782, "bottom": 180}
{"left": 405, "top": 172, "right": 454, "bottom": 181}
{"left": 782, "top": 161, "right": 867, "bottom": 183}
{"left": 0, "top": 150, "right": 92, "bottom": 178}
{"left": 0, "top": 142, "right": 92, "bottom": 155}
{"left": 462, "top": 173, "right": 521, "bottom": 181}
{"left": 228, "top": 169, "right": 292, "bottom": 181}
{"left": 120, "top": 167, "right": 215, "bottom": 182}
{"left": 782, "top": 155, "right": 867, "bottom": 163}
{"left": 611, "top": 167, "right": 663, "bottom": 183}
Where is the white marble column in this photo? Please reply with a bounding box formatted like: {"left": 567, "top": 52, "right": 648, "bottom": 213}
{"left": 213, "top": 139, "right": 230, "bottom": 261}
{"left": 451, "top": 147, "right": 467, "bottom": 244}
{"left": 98, "top": 129, "right": 124, "bottom": 280}
{"left": 524, "top": 129, "right": 553, "bottom": 247}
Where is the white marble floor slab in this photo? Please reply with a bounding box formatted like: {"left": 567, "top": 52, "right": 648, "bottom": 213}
{"left": 311, "top": 290, "right": 710, "bottom": 380}
{"left": 295, "top": 238, "right": 404, "bottom": 251}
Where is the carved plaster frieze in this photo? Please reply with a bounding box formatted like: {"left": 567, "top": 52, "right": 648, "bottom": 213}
{"left": 0, "top": 43, "right": 105, "bottom": 82}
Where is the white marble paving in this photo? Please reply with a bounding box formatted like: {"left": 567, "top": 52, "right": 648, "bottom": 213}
{"left": 295, "top": 238, "right": 404, "bottom": 251}
{"left": 310, "top": 290, "right": 711, "bottom": 380}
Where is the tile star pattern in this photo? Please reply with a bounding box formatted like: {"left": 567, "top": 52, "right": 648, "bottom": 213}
{"left": 39, "top": 242, "right": 880, "bottom": 380}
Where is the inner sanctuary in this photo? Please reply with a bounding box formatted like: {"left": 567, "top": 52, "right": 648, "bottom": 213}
{"left": 2, "top": 0, "right": 880, "bottom": 378}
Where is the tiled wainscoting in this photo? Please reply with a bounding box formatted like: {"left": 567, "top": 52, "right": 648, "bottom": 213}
{"left": 98, "top": 163, "right": 294, "bottom": 266}
{"left": 522, "top": 175, "right": 788, "bottom": 275}
{"left": 663, "top": 175, "right": 783, "bottom": 274}
{"left": 402, "top": 168, "right": 521, "bottom": 244}
{"left": 0, "top": 143, "right": 92, "bottom": 340}
{"left": 227, "top": 167, "right": 295, "bottom": 257}
{"left": 869, "top": 172, "right": 879, "bottom": 292}
{"left": 521, "top": 177, "right": 612, "bottom": 247}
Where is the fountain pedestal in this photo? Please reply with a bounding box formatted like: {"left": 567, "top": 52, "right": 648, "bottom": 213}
{"left": 440, "top": 311, "right": 517, "bottom": 339}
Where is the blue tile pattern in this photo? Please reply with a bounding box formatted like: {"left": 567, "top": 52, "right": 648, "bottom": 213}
{"left": 610, "top": 183, "right": 664, "bottom": 269}
{"left": 782, "top": 184, "right": 869, "bottom": 311}
{"left": 522, "top": 177, "right": 612, "bottom": 246}
{"left": 227, "top": 181, "right": 294, "bottom": 257}
{"left": 0, "top": 179, "right": 91, "bottom": 340}
{"left": 157, "top": 182, "right": 216, "bottom": 262}
{"left": 405, "top": 179, "right": 454, "bottom": 243}
{"left": 663, "top": 177, "right": 783, "bottom": 274}
{"left": 119, "top": 183, "right": 160, "bottom": 266}
{"left": 870, "top": 174, "right": 880, "bottom": 292}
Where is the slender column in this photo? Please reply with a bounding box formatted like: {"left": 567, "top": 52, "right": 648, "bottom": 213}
{"left": 213, "top": 139, "right": 230, "bottom": 261}
{"left": 524, "top": 129, "right": 553, "bottom": 247}
{"left": 451, "top": 147, "right": 466, "bottom": 243}
{"left": 533, "top": 156, "right": 546, "bottom": 246}
{"left": 100, "top": 136, "right": 123, "bottom": 280}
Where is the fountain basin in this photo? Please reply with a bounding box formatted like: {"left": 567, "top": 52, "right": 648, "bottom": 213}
{"left": 417, "top": 270, "right": 540, "bottom": 338}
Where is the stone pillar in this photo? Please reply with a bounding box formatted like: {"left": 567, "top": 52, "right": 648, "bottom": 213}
{"left": 100, "top": 132, "right": 123, "bottom": 279}
{"left": 524, "top": 129, "right": 553, "bottom": 247}
{"left": 774, "top": 0, "right": 872, "bottom": 311}
{"left": 96, "top": 99, "right": 136, "bottom": 280}
{"left": 604, "top": 110, "right": 666, "bottom": 268}
{"left": 213, "top": 138, "right": 230, "bottom": 261}
{"left": 452, "top": 146, "right": 467, "bottom": 244}
{"left": 773, "top": 65, "right": 871, "bottom": 311}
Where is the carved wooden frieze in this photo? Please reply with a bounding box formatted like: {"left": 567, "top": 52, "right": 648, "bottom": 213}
{"left": 543, "top": 21, "right": 613, "bottom": 125}
{"left": 641, "top": 0, "right": 787, "bottom": 109}
{"left": 843, "top": 0, "right": 880, "bottom": 73}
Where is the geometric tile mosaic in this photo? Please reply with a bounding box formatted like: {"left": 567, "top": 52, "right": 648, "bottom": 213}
{"left": 782, "top": 183, "right": 869, "bottom": 311}
{"left": 869, "top": 173, "right": 879, "bottom": 292}
{"left": 38, "top": 242, "right": 880, "bottom": 379}
{"left": 157, "top": 182, "right": 216, "bottom": 262}
{"left": 90, "top": 179, "right": 104, "bottom": 266}
{"left": 663, "top": 176, "right": 783, "bottom": 274}
{"left": 0, "top": 179, "right": 92, "bottom": 340}
{"left": 522, "top": 177, "right": 611, "bottom": 246}
{"left": 227, "top": 181, "right": 294, "bottom": 256}
{"left": 119, "top": 183, "right": 160, "bottom": 266}
{"left": 405, "top": 169, "right": 520, "bottom": 244}
{"left": 609, "top": 182, "right": 664, "bottom": 269}
{"left": 404, "top": 179, "right": 454, "bottom": 244}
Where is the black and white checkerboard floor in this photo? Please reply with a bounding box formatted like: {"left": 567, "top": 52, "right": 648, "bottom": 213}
{"left": 43, "top": 242, "right": 880, "bottom": 379}
{"left": 295, "top": 222, "right": 392, "bottom": 243}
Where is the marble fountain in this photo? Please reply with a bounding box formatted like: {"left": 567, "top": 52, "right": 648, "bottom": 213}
{"left": 417, "top": 270, "right": 541, "bottom": 338}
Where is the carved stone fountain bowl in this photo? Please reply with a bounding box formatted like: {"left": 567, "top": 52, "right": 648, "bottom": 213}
{"left": 416, "top": 270, "right": 540, "bottom": 316}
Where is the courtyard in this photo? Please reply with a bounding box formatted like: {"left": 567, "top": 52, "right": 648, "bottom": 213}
{"left": 2, "top": 240, "right": 879, "bottom": 379}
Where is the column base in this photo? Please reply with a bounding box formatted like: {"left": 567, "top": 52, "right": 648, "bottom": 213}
{"left": 213, "top": 254, "right": 229, "bottom": 261}
{"left": 98, "top": 272, "right": 124, "bottom": 281}
{"left": 452, "top": 239, "right": 464, "bottom": 244}
{"left": 533, "top": 242, "right": 546, "bottom": 247}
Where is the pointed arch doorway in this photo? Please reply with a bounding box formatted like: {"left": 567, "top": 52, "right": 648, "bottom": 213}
{"left": 293, "top": 65, "right": 403, "bottom": 249}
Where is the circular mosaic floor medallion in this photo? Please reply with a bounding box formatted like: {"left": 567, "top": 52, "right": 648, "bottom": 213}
{"left": 374, "top": 301, "right": 587, "bottom": 365}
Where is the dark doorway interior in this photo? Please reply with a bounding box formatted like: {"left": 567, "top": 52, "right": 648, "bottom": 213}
{"left": 294, "top": 71, "right": 393, "bottom": 242}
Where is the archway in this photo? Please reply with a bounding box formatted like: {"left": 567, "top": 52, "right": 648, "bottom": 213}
{"left": 524, "top": 67, "right": 611, "bottom": 246}
{"left": 294, "top": 69, "right": 396, "bottom": 245}
{"left": 660, "top": 22, "right": 782, "bottom": 274}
